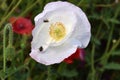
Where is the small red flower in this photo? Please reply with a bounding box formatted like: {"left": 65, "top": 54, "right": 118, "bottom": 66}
{"left": 64, "top": 48, "right": 85, "bottom": 64}
{"left": 9, "top": 17, "right": 34, "bottom": 35}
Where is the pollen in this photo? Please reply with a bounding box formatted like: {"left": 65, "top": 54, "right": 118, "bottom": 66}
{"left": 49, "top": 22, "right": 66, "bottom": 41}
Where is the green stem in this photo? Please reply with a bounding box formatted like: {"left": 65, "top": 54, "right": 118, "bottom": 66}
{"left": 114, "top": 6, "right": 120, "bottom": 18}
{"left": 101, "top": 26, "right": 114, "bottom": 63}
{"left": 98, "top": 39, "right": 120, "bottom": 80}
{"left": 95, "top": 23, "right": 102, "bottom": 38}
{"left": 20, "top": 35, "right": 27, "bottom": 63}
{"left": 77, "top": 0, "right": 84, "bottom": 6}
{"left": 90, "top": 24, "right": 103, "bottom": 80}
{"left": 106, "top": 38, "right": 120, "bottom": 60}
{"left": 3, "top": 0, "right": 16, "bottom": 18}
{"left": 19, "top": 0, "right": 38, "bottom": 16}
{"left": 3, "top": 24, "right": 13, "bottom": 73}
{"left": 8, "top": 27, "right": 13, "bottom": 46}
{"left": 3, "top": 27, "right": 6, "bottom": 73}
{"left": 91, "top": 44, "right": 95, "bottom": 80}
{"left": 47, "top": 66, "right": 51, "bottom": 80}
{"left": 104, "top": 26, "right": 114, "bottom": 54}
{"left": 94, "top": 38, "right": 120, "bottom": 66}
{"left": 0, "top": 0, "right": 22, "bottom": 28}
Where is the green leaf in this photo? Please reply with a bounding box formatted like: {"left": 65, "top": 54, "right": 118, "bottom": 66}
{"left": 108, "top": 18, "right": 120, "bottom": 24}
{"left": 111, "top": 50, "right": 120, "bottom": 56}
{"left": 91, "top": 36, "right": 101, "bottom": 45}
{"left": 57, "top": 63, "right": 78, "bottom": 78}
{"left": 57, "top": 63, "right": 67, "bottom": 74}
{"left": 62, "top": 69, "right": 78, "bottom": 78}
{"left": 88, "top": 14, "right": 100, "bottom": 20}
{"left": 104, "top": 62, "right": 120, "bottom": 70}
{"left": 102, "top": 18, "right": 110, "bottom": 29}
{"left": 0, "top": 64, "right": 27, "bottom": 79}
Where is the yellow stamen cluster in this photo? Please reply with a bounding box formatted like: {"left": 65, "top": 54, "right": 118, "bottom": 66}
{"left": 49, "top": 22, "right": 66, "bottom": 41}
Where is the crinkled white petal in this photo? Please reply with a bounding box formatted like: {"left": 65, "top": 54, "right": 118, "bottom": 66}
{"left": 31, "top": 21, "right": 51, "bottom": 50}
{"left": 44, "top": 1, "right": 73, "bottom": 12}
{"left": 44, "top": 1, "right": 91, "bottom": 48}
{"left": 30, "top": 42, "right": 77, "bottom": 65}
{"left": 34, "top": 1, "right": 91, "bottom": 48}
{"left": 34, "top": 12, "right": 46, "bottom": 25}
{"left": 34, "top": 1, "right": 79, "bottom": 24}
{"left": 71, "top": 13, "right": 91, "bottom": 48}
{"left": 32, "top": 9, "right": 77, "bottom": 50}
{"left": 34, "top": 1, "right": 68, "bottom": 23}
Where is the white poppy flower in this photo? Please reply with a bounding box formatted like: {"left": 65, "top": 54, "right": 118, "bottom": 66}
{"left": 29, "top": 1, "right": 91, "bottom": 65}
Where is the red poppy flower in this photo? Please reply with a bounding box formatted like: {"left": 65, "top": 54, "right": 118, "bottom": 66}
{"left": 64, "top": 48, "right": 85, "bottom": 64}
{"left": 9, "top": 17, "right": 34, "bottom": 35}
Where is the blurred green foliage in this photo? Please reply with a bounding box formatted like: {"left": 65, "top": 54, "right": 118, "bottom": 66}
{"left": 0, "top": 0, "right": 120, "bottom": 80}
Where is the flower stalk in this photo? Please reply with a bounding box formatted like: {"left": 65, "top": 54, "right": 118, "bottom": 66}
{"left": 91, "top": 44, "right": 96, "bottom": 80}
{"left": 47, "top": 66, "right": 51, "bottom": 80}
{"left": 3, "top": 23, "right": 13, "bottom": 73}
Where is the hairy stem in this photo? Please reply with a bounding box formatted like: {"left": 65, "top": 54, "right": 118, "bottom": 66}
{"left": 46, "top": 66, "right": 51, "bottom": 80}
{"left": 91, "top": 44, "right": 96, "bottom": 80}
{"left": 3, "top": 23, "right": 13, "bottom": 74}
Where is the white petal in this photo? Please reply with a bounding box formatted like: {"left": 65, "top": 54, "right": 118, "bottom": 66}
{"left": 31, "top": 1, "right": 91, "bottom": 65}
{"left": 31, "top": 19, "right": 51, "bottom": 50}
{"left": 30, "top": 42, "right": 77, "bottom": 65}
{"left": 44, "top": 1, "right": 73, "bottom": 12}
{"left": 34, "top": 12, "right": 46, "bottom": 25}
{"left": 32, "top": 9, "right": 77, "bottom": 50}
{"left": 44, "top": 1, "right": 91, "bottom": 47}
{"left": 34, "top": 1, "right": 65, "bottom": 24}
{"left": 34, "top": 1, "right": 80, "bottom": 25}
{"left": 71, "top": 13, "right": 91, "bottom": 48}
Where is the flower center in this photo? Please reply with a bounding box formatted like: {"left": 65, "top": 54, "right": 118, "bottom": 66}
{"left": 49, "top": 22, "right": 66, "bottom": 41}
{"left": 18, "top": 24, "right": 25, "bottom": 29}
